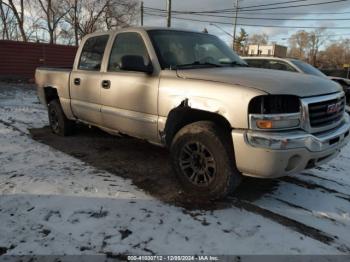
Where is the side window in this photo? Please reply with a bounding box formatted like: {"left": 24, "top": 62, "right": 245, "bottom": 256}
{"left": 268, "top": 61, "right": 296, "bottom": 72}
{"left": 245, "top": 59, "right": 267, "bottom": 69}
{"left": 108, "top": 33, "right": 149, "bottom": 72}
{"left": 78, "top": 35, "right": 109, "bottom": 71}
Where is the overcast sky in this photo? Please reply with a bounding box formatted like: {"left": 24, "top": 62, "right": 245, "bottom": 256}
{"left": 140, "top": 0, "right": 350, "bottom": 46}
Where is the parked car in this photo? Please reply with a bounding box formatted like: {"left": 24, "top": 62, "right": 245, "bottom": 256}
{"left": 242, "top": 56, "right": 350, "bottom": 111}
{"left": 36, "top": 28, "right": 350, "bottom": 199}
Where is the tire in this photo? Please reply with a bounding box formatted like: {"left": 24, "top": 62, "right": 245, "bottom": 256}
{"left": 170, "top": 121, "right": 241, "bottom": 200}
{"left": 48, "top": 100, "right": 75, "bottom": 136}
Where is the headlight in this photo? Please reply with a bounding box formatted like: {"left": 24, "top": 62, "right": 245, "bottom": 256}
{"left": 248, "top": 95, "right": 301, "bottom": 131}
{"left": 250, "top": 113, "right": 301, "bottom": 130}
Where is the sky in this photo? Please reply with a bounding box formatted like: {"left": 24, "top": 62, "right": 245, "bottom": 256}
{"left": 140, "top": 0, "right": 350, "bottom": 46}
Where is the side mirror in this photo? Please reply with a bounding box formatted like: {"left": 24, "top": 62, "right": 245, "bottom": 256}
{"left": 120, "top": 55, "right": 153, "bottom": 74}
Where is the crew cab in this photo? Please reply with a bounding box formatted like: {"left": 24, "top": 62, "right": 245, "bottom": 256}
{"left": 36, "top": 27, "right": 350, "bottom": 199}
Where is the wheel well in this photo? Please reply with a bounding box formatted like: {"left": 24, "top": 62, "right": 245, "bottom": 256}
{"left": 44, "top": 87, "right": 59, "bottom": 105}
{"left": 164, "top": 106, "right": 232, "bottom": 147}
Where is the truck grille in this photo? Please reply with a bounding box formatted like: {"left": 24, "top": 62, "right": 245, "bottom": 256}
{"left": 308, "top": 96, "right": 345, "bottom": 128}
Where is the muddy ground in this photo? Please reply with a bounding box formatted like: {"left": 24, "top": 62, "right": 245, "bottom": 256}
{"left": 30, "top": 125, "right": 279, "bottom": 209}
{"left": 2, "top": 83, "right": 350, "bottom": 255}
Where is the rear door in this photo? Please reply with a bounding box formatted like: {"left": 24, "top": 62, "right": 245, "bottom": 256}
{"left": 70, "top": 34, "right": 109, "bottom": 125}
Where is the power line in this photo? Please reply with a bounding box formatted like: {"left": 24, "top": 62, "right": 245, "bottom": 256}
{"left": 144, "top": 0, "right": 349, "bottom": 14}
{"left": 230, "top": 0, "right": 310, "bottom": 10}
{"left": 144, "top": 12, "right": 350, "bottom": 29}
{"left": 145, "top": 10, "right": 350, "bottom": 21}
{"left": 144, "top": 7, "right": 350, "bottom": 15}
{"left": 236, "top": 0, "right": 349, "bottom": 12}
{"left": 236, "top": 11, "right": 350, "bottom": 15}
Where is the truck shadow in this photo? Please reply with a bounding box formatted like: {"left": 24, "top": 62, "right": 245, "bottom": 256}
{"left": 29, "top": 125, "right": 279, "bottom": 210}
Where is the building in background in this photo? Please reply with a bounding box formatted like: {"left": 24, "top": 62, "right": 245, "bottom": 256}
{"left": 247, "top": 44, "right": 287, "bottom": 58}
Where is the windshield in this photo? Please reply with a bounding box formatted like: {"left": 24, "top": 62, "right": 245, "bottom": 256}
{"left": 147, "top": 30, "right": 247, "bottom": 69}
{"left": 290, "top": 60, "right": 326, "bottom": 77}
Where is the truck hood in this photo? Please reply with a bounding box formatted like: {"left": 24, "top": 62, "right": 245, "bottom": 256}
{"left": 177, "top": 67, "right": 341, "bottom": 97}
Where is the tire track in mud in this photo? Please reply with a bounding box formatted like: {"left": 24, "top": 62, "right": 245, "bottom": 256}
{"left": 0, "top": 118, "right": 28, "bottom": 137}
{"left": 230, "top": 198, "right": 350, "bottom": 253}
{"left": 280, "top": 176, "right": 350, "bottom": 203}
{"left": 270, "top": 197, "right": 338, "bottom": 224}
{"left": 300, "top": 172, "right": 350, "bottom": 189}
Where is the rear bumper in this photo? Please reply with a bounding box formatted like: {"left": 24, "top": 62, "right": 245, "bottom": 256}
{"left": 232, "top": 114, "right": 350, "bottom": 178}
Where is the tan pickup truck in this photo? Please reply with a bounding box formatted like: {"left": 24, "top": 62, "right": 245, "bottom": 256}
{"left": 36, "top": 27, "right": 350, "bottom": 199}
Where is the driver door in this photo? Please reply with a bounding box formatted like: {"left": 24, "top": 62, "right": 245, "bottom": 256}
{"left": 100, "top": 32, "right": 159, "bottom": 141}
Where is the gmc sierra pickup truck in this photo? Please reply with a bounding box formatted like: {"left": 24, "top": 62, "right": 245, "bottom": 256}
{"left": 36, "top": 27, "right": 350, "bottom": 199}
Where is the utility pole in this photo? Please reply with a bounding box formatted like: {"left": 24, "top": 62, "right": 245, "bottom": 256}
{"left": 166, "top": 0, "right": 172, "bottom": 28}
{"left": 140, "top": 1, "right": 144, "bottom": 26}
{"left": 233, "top": 0, "right": 239, "bottom": 50}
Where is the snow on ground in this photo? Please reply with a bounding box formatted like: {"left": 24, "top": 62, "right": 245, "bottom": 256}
{"left": 0, "top": 83, "right": 350, "bottom": 256}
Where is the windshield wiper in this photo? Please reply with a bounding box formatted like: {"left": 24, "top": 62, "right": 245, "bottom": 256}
{"left": 174, "top": 61, "right": 223, "bottom": 69}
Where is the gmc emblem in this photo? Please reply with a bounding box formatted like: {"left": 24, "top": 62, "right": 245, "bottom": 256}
{"left": 327, "top": 102, "right": 342, "bottom": 114}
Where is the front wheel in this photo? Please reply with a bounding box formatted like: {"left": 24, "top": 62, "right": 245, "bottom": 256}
{"left": 48, "top": 100, "right": 75, "bottom": 136}
{"left": 170, "top": 121, "right": 241, "bottom": 200}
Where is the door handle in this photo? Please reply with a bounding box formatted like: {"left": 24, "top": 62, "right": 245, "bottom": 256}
{"left": 102, "top": 80, "right": 111, "bottom": 89}
{"left": 74, "top": 78, "right": 80, "bottom": 85}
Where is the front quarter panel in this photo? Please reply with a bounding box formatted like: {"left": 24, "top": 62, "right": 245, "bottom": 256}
{"left": 158, "top": 70, "right": 267, "bottom": 131}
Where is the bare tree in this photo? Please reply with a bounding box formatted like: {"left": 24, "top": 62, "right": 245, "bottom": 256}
{"left": 36, "top": 0, "right": 71, "bottom": 44}
{"left": 1, "top": 0, "right": 138, "bottom": 44}
{"left": 319, "top": 40, "right": 350, "bottom": 69}
{"left": 104, "top": 0, "right": 138, "bottom": 30}
{"left": 308, "top": 29, "right": 328, "bottom": 66}
{"left": 63, "top": 0, "right": 80, "bottom": 45}
{"left": 7, "top": 0, "right": 27, "bottom": 41}
{"left": 0, "top": 0, "right": 10, "bottom": 39}
{"left": 248, "top": 33, "right": 269, "bottom": 45}
{"left": 289, "top": 30, "right": 309, "bottom": 59}
{"left": 64, "top": 0, "right": 138, "bottom": 46}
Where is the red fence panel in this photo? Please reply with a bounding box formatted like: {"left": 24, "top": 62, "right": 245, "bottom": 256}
{"left": 0, "top": 40, "right": 78, "bottom": 80}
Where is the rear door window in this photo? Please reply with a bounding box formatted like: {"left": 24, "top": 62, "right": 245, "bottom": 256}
{"left": 78, "top": 35, "right": 109, "bottom": 71}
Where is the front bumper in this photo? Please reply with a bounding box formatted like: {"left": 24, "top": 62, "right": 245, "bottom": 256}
{"left": 232, "top": 114, "right": 350, "bottom": 178}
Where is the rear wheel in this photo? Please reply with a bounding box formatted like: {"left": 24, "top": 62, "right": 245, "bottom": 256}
{"left": 48, "top": 100, "right": 75, "bottom": 136}
{"left": 170, "top": 121, "right": 241, "bottom": 200}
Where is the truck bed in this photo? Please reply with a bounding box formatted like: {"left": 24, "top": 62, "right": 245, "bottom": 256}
{"left": 35, "top": 67, "right": 72, "bottom": 107}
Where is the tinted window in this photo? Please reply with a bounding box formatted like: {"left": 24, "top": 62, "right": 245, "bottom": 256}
{"left": 245, "top": 59, "right": 267, "bottom": 68}
{"left": 78, "top": 35, "right": 109, "bottom": 71}
{"left": 267, "top": 60, "right": 296, "bottom": 72}
{"left": 290, "top": 60, "right": 326, "bottom": 77}
{"left": 245, "top": 59, "right": 296, "bottom": 72}
{"left": 108, "top": 32, "right": 149, "bottom": 72}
